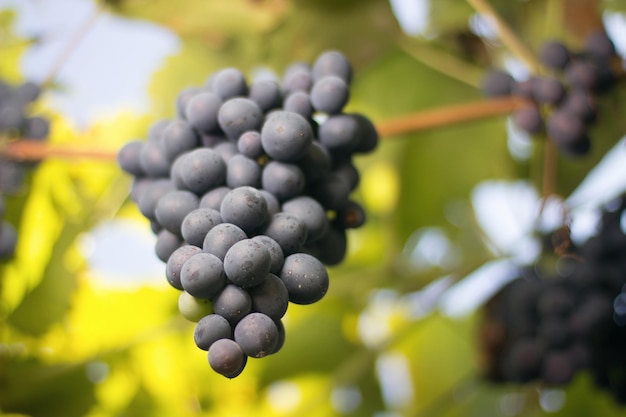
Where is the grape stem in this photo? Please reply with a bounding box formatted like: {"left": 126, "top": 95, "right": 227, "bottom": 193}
{"left": 465, "top": 0, "right": 541, "bottom": 73}
{"left": 0, "top": 97, "right": 533, "bottom": 162}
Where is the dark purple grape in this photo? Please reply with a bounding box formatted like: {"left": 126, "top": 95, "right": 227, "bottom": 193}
{"left": 220, "top": 186, "right": 269, "bottom": 234}
{"left": 248, "top": 273, "right": 289, "bottom": 320}
{"left": 217, "top": 98, "right": 264, "bottom": 140}
{"left": 312, "top": 50, "right": 352, "bottom": 84}
{"left": 180, "top": 252, "right": 226, "bottom": 299}
{"left": 318, "top": 113, "right": 361, "bottom": 154}
{"left": 181, "top": 208, "right": 222, "bottom": 247}
{"left": 213, "top": 140, "right": 238, "bottom": 163}
{"left": 512, "top": 106, "right": 544, "bottom": 134}
{"left": 117, "top": 140, "right": 145, "bottom": 177}
{"left": 261, "top": 111, "right": 313, "bottom": 162}
{"left": 166, "top": 245, "right": 203, "bottom": 290}
{"left": 352, "top": 113, "right": 379, "bottom": 154}
{"left": 481, "top": 70, "right": 514, "bottom": 98}
{"left": 179, "top": 148, "right": 227, "bottom": 194}
{"left": 259, "top": 190, "right": 280, "bottom": 216}
{"left": 234, "top": 312, "right": 279, "bottom": 358}
{"left": 237, "top": 131, "right": 264, "bottom": 159}
{"left": 199, "top": 186, "right": 231, "bottom": 211}
{"left": 308, "top": 226, "right": 347, "bottom": 266}
{"left": 208, "top": 338, "right": 247, "bottom": 378}
{"left": 154, "top": 190, "right": 199, "bottom": 235}
{"left": 538, "top": 40, "right": 571, "bottom": 70}
{"left": 251, "top": 235, "right": 285, "bottom": 275}
{"left": 176, "top": 87, "right": 203, "bottom": 119}
{"left": 194, "top": 314, "right": 232, "bottom": 351}
{"left": 532, "top": 77, "right": 566, "bottom": 105}
{"left": 546, "top": 110, "right": 588, "bottom": 150}
{"left": 560, "top": 91, "right": 597, "bottom": 124}
{"left": 298, "top": 141, "right": 332, "bottom": 184}
{"left": 136, "top": 179, "right": 176, "bottom": 221}
{"left": 226, "top": 154, "right": 262, "bottom": 188}
{"left": 162, "top": 119, "right": 199, "bottom": 161}
{"left": 211, "top": 68, "right": 249, "bottom": 100}
{"left": 332, "top": 159, "right": 360, "bottom": 191}
{"left": 261, "top": 161, "right": 305, "bottom": 202}
{"left": 308, "top": 173, "right": 351, "bottom": 210}
{"left": 223, "top": 239, "right": 271, "bottom": 288}
{"left": 310, "top": 75, "right": 349, "bottom": 114}
{"left": 185, "top": 91, "right": 222, "bottom": 134}
{"left": 203, "top": 223, "right": 247, "bottom": 261}
{"left": 262, "top": 213, "right": 308, "bottom": 256}
{"left": 139, "top": 142, "right": 170, "bottom": 178}
{"left": 282, "top": 196, "right": 329, "bottom": 243}
{"left": 248, "top": 79, "right": 282, "bottom": 112}
{"left": 213, "top": 284, "right": 252, "bottom": 325}
{"left": 155, "top": 229, "right": 183, "bottom": 262}
{"left": 279, "top": 253, "right": 329, "bottom": 305}
{"left": 335, "top": 200, "right": 366, "bottom": 229}
{"left": 565, "top": 60, "right": 601, "bottom": 91}
{"left": 281, "top": 65, "right": 313, "bottom": 96}
{"left": 283, "top": 91, "right": 313, "bottom": 119}
{"left": 584, "top": 30, "right": 616, "bottom": 62}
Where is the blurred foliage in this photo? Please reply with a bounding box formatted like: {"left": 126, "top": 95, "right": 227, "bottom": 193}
{"left": 2, "top": 0, "right": 626, "bottom": 417}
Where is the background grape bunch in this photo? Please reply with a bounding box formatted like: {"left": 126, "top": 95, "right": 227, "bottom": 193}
{"left": 118, "top": 50, "right": 378, "bottom": 378}
{"left": 481, "top": 30, "right": 619, "bottom": 158}
{"left": 479, "top": 193, "right": 626, "bottom": 404}
{"left": 0, "top": 78, "right": 50, "bottom": 260}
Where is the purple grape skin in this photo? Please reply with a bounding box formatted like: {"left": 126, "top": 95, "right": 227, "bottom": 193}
{"left": 136, "top": 179, "right": 176, "bottom": 220}
{"left": 208, "top": 338, "right": 247, "bottom": 378}
{"left": 138, "top": 142, "right": 170, "bottom": 178}
{"left": 481, "top": 70, "right": 514, "bottom": 98}
{"left": 194, "top": 314, "right": 232, "bottom": 351}
{"left": 282, "top": 196, "right": 329, "bottom": 243}
{"left": 251, "top": 235, "right": 285, "bottom": 275}
{"left": 181, "top": 208, "right": 222, "bottom": 248}
{"left": 180, "top": 252, "right": 226, "bottom": 299}
{"left": 217, "top": 98, "right": 264, "bottom": 140}
{"left": 212, "top": 284, "right": 252, "bottom": 326}
{"left": 237, "top": 131, "right": 264, "bottom": 159}
{"left": 262, "top": 212, "right": 308, "bottom": 256}
{"left": 202, "top": 223, "right": 248, "bottom": 261}
{"left": 234, "top": 312, "right": 279, "bottom": 358}
{"left": 318, "top": 113, "right": 361, "bottom": 155}
{"left": 185, "top": 91, "right": 223, "bottom": 134}
{"left": 312, "top": 50, "right": 353, "bottom": 84}
{"left": 279, "top": 252, "right": 329, "bottom": 305}
{"left": 161, "top": 119, "right": 199, "bottom": 161}
{"left": 211, "top": 67, "right": 249, "bottom": 100}
{"left": 283, "top": 91, "right": 313, "bottom": 119}
{"left": 248, "top": 273, "right": 289, "bottom": 320}
{"left": 260, "top": 111, "right": 313, "bottom": 162}
{"left": 179, "top": 148, "right": 227, "bottom": 194}
{"left": 226, "top": 154, "right": 262, "bottom": 188}
{"left": 154, "top": 190, "right": 200, "bottom": 236}
{"left": 538, "top": 40, "right": 570, "bottom": 70}
{"left": 166, "top": 245, "right": 203, "bottom": 290}
{"left": 310, "top": 75, "right": 350, "bottom": 114}
{"left": 199, "top": 186, "right": 231, "bottom": 211}
{"left": 117, "top": 140, "right": 145, "bottom": 177}
{"left": 155, "top": 229, "right": 183, "bottom": 262}
{"left": 220, "top": 186, "right": 270, "bottom": 235}
{"left": 223, "top": 239, "right": 271, "bottom": 288}
{"left": 512, "top": 106, "right": 544, "bottom": 134}
{"left": 248, "top": 79, "right": 282, "bottom": 112}
{"left": 261, "top": 161, "right": 306, "bottom": 202}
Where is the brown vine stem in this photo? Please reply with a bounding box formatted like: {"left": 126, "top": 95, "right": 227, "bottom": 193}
{"left": 465, "top": 0, "right": 541, "bottom": 73}
{"left": 41, "top": 8, "right": 103, "bottom": 87}
{"left": 0, "top": 97, "right": 534, "bottom": 162}
{"left": 376, "top": 96, "right": 531, "bottom": 137}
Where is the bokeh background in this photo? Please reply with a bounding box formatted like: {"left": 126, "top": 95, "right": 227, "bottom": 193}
{"left": 1, "top": 0, "right": 626, "bottom": 416}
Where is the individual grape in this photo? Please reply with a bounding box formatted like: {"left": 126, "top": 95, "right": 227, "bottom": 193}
{"left": 538, "top": 40, "right": 570, "bottom": 70}
{"left": 283, "top": 91, "right": 313, "bottom": 119}
{"left": 136, "top": 179, "right": 175, "bottom": 221}
{"left": 308, "top": 225, "right": 347, "bottom": 266}
{"left": 226, "top": 154, "right": 262, "bottom": 188}
{"left": 180, "top": 252, "right": 226, "bottom": 299}
{"left": 251, "top": 235, "right": 285, "bottom": 275}
{"left": 217, "top": 97, "right": 264, "bottom": 140}
{"left": 203, "top": 223, "right": 247, "bottom": 260}
{"left": 248, "top": 273, "right": 289, "bottom": 320}
{"left": 234, "top": 312, "right": 279, "bottom": 358}
{"left": 546, "top": 110, "right": 588, "bottom": 151}
{"left": 334, "top": 200, "right": 366, "bottom": 229}
{"left": 281, "top": 65, "right": 313, "bottom": 96}
{"left": 480, "top": 70, "right": 514, "bottom": 98}
{"left": 194, "top": 314, "right": 232, "bottom": 351}
{"left": 138, "top": 142, "right": 170, "bottom": 178}
{"left": 208, "top": 338, "right": 247, "bottom": 378}
{"left": 178, "top": 290, "right": 213, "bottom": 322}
{"left": 312, "top": 50, "right": 352, "bottom": 84}
{"left": 117, "top": 140, "right": 145, "bottom": 177}
{"left": 154, "top": 190, "right": 199, "bottom": 235}
{"left": 262, "top": 213, "right": 308, "bottom": 255}
{"left": 248, "top": 79, "right": 282, "bottom": 112}
{"left": 318, "top": 113, "right": 361, "bottom": 154}
{"left": 185, "top": 91, "right": 223, "bottom": 134}
{"left": 176, "top": 86, "right": 203, "bottom": 119}
{"left": 261, "top": 161, "right": 305, "bottom": 202}
{"left": 148, "top": 119, "right": 170, "bottom": 144}
{"left": 259, "top": 190, "right": 280, "bottom": 216}
{"left": 223, "top": 239, "right": 271, "bottom": 288}
{"left": 298, "top": 141, "right": 332, "bottom": 185}
{"left": 511, "top": 78, "right": 534, "bottom": 100}
{"left": 155, "top": 229, "right": 183, "bottom": 262}
{"left": 565, "top": 60, "right": 600, "bottom": 91}
{"left": 211, "top": 67, "right": 249, "bottom": 100}
{"left": 181, "top": 208, "right": 222, "bottom": 247}
{"left": 166, "top": 245, "right": 203, "bottom": 290}
{"left": 280, "top": 253, "right": 329, "bottom": 304}
{"left": 0, "top": 221, "right": 18, "bottom": 259}
{"left": 200, "top": 132, "right": 227, "bottom": 148}
{"left": 162, "top": 119, "right": 199, "bottom": 161}
{"left": 282, "top": 196, "right": 329, "bottom": 243}
{"left": 261, "top": 111, "right": 313, "bottom": 162}
{"left": 179, "top": 148, "right": 226, "bottom": 194}
{"left": 532, "top": 77, "right": 566, "bottom": 105}
{"left": 237, "top": 131, "right": 264, "bottom": 159}
{"left": 352, "top": 113, "right": 379, "bottom": 154}
{"left": 271, "top": 319, "right": 286, "bottom": 354}
{"left": 560, "top": 91, "right": 597, "bottom": 124}
{"left": 212, "top": 284, "right": 252, "bottom": 325}
{"left": 308, "top": 173, "right": 351, "bottom": 210}
{"left": 199, "top": 186, "right": 231, "bottom": 211}
{"left": 169, "top": 151, "right": 188, "bottom": 189}
{"left": 332, "top": 159, "right": 360, "bottom": 191}
{"left": 512, "top": 106, "right": 543, "bottom": 134}
{"left": 220, "top": 186, "right": 269, "bottom": 234}
{"left": 584, "top": 30, "right": 616, "bottom": 63}
{"left": 310, "top": 75, "right": 349, "bottom": 115}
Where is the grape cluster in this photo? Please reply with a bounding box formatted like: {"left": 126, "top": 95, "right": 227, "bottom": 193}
{"left": 118, "top": 50, "right": 378, "bottom": 378}
{"left": 481, "top": 30, "right": 619, "bottom": 157}
{"left": 479, "top": 195, "right": 626, "bottom": 404}
{"left": 0, "top": 78, "right": 50, "bottom": 260}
